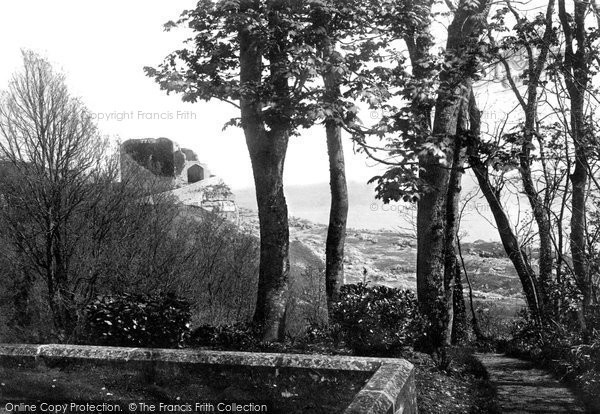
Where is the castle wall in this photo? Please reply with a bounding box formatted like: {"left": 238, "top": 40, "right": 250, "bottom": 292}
{"left": 121, "top": 138, "right": 175, "bottom": 178}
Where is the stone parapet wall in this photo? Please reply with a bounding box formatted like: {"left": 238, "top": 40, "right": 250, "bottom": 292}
{"left": 0, "top": 344, "right": 417, "bottom": 413}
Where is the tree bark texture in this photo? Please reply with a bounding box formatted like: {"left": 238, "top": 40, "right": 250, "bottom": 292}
{"left": 240, "top": 24, "right": 291, "bottom": 342}
{"left": 467, "top": 90, "right": 543, "bottom": 321}
{"left": 323, "top": 40, "right": 348, "bottom": 312}
{"left": 559, "top": 0, "right": 593, "bottom": 332}
{"left": 417, "top": 1, "right": 490, "bottom": 347}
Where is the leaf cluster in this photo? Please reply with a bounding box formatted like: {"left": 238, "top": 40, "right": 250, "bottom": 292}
{"left": 331, "top": 282, "right": 427, "bottom": 356}
{"left": 82, "top": 292, "right": 191, "bottom": 348}
{"left": 145, "top": 0, "right": 400, "bottom": 135}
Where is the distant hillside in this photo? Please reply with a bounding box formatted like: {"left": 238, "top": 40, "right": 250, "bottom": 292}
{"left": 238, "top": 205, "right": 522, "bottom": 298}
{"left": 237, "top": 203, "right": 526, "bottom": 322}
{"left": 235, "top": 181, "right": 416, "bottom": 231}
{"left": 233, "top": 181, "right": 500, "bottom": 241}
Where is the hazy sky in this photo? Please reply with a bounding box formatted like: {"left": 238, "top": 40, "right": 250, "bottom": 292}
{"left": 0, "top": 0, "right": 387, "bottom": 190}
{"left": 0, "top": 1, "right": 536, "bottom": 241}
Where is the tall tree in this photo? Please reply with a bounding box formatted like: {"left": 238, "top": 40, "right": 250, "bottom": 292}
{"left": 0, "top": 51, "right": 106, "bottom": 339}
{"left": 485, "top": 0, "right": 557, "bottom": 320}
{"left": 149, "top": 0, "right": 399, "bottom": 332}
{"left": 146, "top": 0, "right": 354, "bottom": 340}
{"left": 414, "top": 0, "right": 490, "bottom": 348}
{"left": 305, "top": 0, "right": 387, "bottom": 312}
{"left": 558, "top": 0, "right": 595, "bottom": 333}
{"left": 468, "top": 147, "right": 544, "bottom": 320}
{"left": 466, "top": 2, "right": 555, "bottom": 322}
{"left": 323, "top": 69, "right": 348, "bottom": 310}
{"left": 307, "top": 2, "right": 350, "bottom": 310}
{"left": 471, "top": 0, "right": 600, "bottom": 328}
{"left": 354, "top": 0, "right": 491, "bottom": 353}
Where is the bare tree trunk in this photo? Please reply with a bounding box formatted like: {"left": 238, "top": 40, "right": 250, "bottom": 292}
{"left": 471, "top": 158, "right": 542, "bottom": 321}
{"left": 519, "top": 134, "right": 553, "bottom": 312}
{"left": 417, "top": 1, "right": 489, "bottom": 351}
{"left": 490, "top": 0, "right": 556, "bottom": 321}
{"left": 441, "top": 84, "right": 472, "bottom": 345}
{"left": 451, "top": 259, "right": 468, "bottom": 344}
{"left": 417, "top": 77, "right": 465, "bottom": 348}
{"left": 417, "top": 144, "right": 453, "bottom": 344}
{"left": 240, "top": 25, "right": 291, "bottom": 342}
{"left": 251, "top": 154, "right": 290, "bottom": 341}
{"left": 570, "top": 102, "right": 591, "bottom": 328}
{"left": 403, "top": 6, "right": 436, "bottom": 318}
{"left": 559, "top": 0, "right": 592, "bottom": 334}
{"left": 442, "top": 138, "right": 467, "bottom": 344}
{"left": 319, "top": 36, "right": 348, "bottom": 312}
{"left": 325, "top": 119, "right": 348, "bottom": 309}
{"left": 555, "top": 142, "right": 571, "bottom": 314}
{"left": 467, "top": 90, "right": 542, "bottom": 322}
{"left": 457, "top": 235, "right": 483, "bottom": 340}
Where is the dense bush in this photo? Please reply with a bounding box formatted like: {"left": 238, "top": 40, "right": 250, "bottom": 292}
{"left": 0, "top": 186, "right": 259, "bottom": 342}
{"left": 174, "top": 210, "right": 259, "bottom": 327}
{"left": 189, "top": 323, "right": 257, "bottom": 349}
{"left": 83, "top": 293, "right": 191, "bottom": 348}
{"left": 331, "top": 283, "right": 427, "bottom": 356}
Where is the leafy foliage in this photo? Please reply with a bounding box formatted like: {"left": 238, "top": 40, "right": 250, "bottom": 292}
{"left": 362, "top": 0, "right": 492, "bottom": 203}
{"left": 189, "top": 323, "right": 257, "bottom": 349}
{"left": 145, "top": 0, "right": 397, "bottom": 137}
{"left": 331, "top": 282, "right": 427, "bottom": 356}
{"left": 82, "top": 293, "right": 191, "bottom": 348}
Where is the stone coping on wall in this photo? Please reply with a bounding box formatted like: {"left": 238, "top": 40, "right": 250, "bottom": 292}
{"left": 0, "top": 344, "right": 417, "bottom": 414}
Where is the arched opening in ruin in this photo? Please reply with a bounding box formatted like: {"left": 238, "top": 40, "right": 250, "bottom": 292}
{"left": 187, "top": 164, "right": 204, "bottom": 183}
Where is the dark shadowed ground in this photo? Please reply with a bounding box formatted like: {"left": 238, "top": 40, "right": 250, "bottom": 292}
{"left": 477, "top": 354, "right": 588, "bottom": 413}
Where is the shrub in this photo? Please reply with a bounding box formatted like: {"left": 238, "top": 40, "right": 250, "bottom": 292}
{"left": 189, "top": 323, "right": 257, "bottom": 349}
{"left": 176, "top": 211, "right": 259, "bottom": 327}
{"left": 331, "top": 283, "right": 427, "bottom": 356}
{"left": 571, "top": 340, "right": 600, "bottom": 397}
{"left": 83, "top": 292, "right": 191, "bottom": 348}
{"left": 284, "top": 264, "right": 328, "bottom": 338}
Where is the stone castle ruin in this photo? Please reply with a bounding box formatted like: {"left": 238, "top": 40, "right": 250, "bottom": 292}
{"left": 121, "top": 137, "right": 238, "bottom": 221}
{"left": 121, "top": 137, "right": 211, "bottom": 185}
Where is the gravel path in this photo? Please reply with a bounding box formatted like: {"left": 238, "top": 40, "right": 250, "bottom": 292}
{"left": 476, "top": 353, "right": 588, "bottom": 413}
